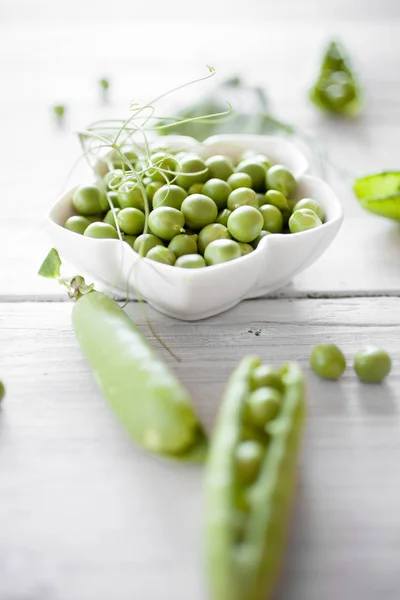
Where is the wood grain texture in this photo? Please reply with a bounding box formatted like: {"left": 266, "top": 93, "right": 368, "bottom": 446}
{"left": 0, "top": 299, "right": 399, "bottom": 600}
{"left": 2, "top": 7, "right": 400, "bottom": 600}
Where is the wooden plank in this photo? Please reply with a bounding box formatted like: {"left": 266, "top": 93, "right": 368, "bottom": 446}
{"left": 0, "top": 299, "right": 399, "bottom": 599}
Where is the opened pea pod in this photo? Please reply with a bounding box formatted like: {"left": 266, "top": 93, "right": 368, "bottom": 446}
{"left": 309, "top": 40, "right": 363, "bottom": 117}
{"left": 204, "top": 357, "right": 306, "bottom": 600}
{"left": 39, "top": 249, "right": 207, "bottom": 462}
{"left": 353, "top": 171, "right": 400, "bottom": 221}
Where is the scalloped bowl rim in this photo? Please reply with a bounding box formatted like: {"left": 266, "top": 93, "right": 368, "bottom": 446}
{"left": 46, "top": 134, "right": 343, "bottom": 319}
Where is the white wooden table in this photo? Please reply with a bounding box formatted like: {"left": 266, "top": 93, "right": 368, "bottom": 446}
{"left": 1, "top": 3, "right": 400, "bottom": 599}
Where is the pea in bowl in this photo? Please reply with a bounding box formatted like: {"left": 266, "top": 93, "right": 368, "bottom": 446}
{"left": 46, "top": 134, "right": 343, "bottom": 321}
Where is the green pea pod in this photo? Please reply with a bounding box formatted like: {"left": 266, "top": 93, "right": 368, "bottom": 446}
{"left": 72, "top": 291, "right": 206, "bottom": 461}
{"left": 309, "top": 40, "right": 363, "bottom": 117}
{"left": 353, "top": 171, "right": 400, "bottom": 220}
{"left": 205, "top": 357, "right": 306, "bottom": 600}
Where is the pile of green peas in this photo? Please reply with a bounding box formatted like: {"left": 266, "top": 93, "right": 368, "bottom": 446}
{"left": 64, "top": 148, "right": 326, "bottom": 269}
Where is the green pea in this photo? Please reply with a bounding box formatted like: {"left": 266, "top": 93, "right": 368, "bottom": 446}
{"left": 236, "top": 159, "right": 267, "bottom": 192}
{"left": 205, "top": 155, "right": 234, "bottom": 181}
{"left": 318, "top": 73, "right": 356, "bottom": 111}
{"left": 152, "top": 184, "right": 187, "bottom": 210}
{"left": 103, "top": 169, "right": 124, "bottom": 190}
{"left": 215, "top": 209, "right": 232, "bottom": 227}
{"left": 94, "top": 158, "right": 110, "bottom": 178}
{"left": 143, "top": 176, "right": 153, "bottom": 186}
{"left": 117, "top": 180, "right": 145, "bottom": 210}
{"left": 86, "top": 214, "right": 105, "bottom": 224}
{"left": 289, "top": 208, "right": 322, "bottom": 233}
{"left": 266, "top": 165, "right": 297, "bottom": 197}
{"left": 148, "top": 206, "right": 185, "bottom": 240}
{"left": 107, "top": 191, "right": 120, "bottom": 209}
{"left": 188, "top": 183, "right": 204, "bottom": 195}
{"left": 202, "top": 178, "right": 232, "bottom": 210}
{"left": 264, "top": 190, "right": 289, "bottom": 211}
{"left": 293, "top": 198, "right": 325, "bottom": 222}
{"left": 109, "top": 148, "right": 137, "bottom": 169}
{"left": 117, "top": 208, "right": 145, "bottom": 235}
{"left": 310, "top": 344, "right": 346, "bottom": 380}
{"left": 103, "top": 208, "right": 121, "bottom": 228}
{"left": 168, "top": 234, "right": 198, "bottom": 257}
{"left": 256, "top": 193, "right": 268, "bottom": 207}
{"left": 149, "top": 152, "right": 179, "bottom": 182}
{"left": 227, "top": 187, "right": 258, "bottom": 211}
{"left": 145, "top": 181, "right": 163, "bottom": 203}
{"left": 84, "top": 222, "right": 119, "bottom": 239}
{"left": 65, "top": 215, "right": 91, "bottom": 235}
{"left": 175, "top": 254, "right": 206, "bottom": 268}
{"left": 204, "top": 239, "right": 241, "bottom": 265}
{"left": 240, "top": 424, "right": 270, "bottom": 447}
{"left": 133, "top": 233, "right": 164, "bottom": 256}
{"left": 198, "top": 224, "right": 232, "bottom": 254}
{"left": 251, "top": 153, "right": 272, "bottom": 169}
{"left": 246, "top": 387, "right": 282, "bottom": 428}
{"left": 146, "top": 246, "right": 176, "bottom": 265}
{"left": 185, "top": 230, "right": 199, "bottom": 242}
{"left": 175, "top": 155, "right": 209, "bottom": 188}
{"left": 239, "top": 151, "right": 271, "bottom": 169}
{"left": 181, "top": 194, "right": 218, "bottom": 230}
{"left": 250, "top": 365, "right": 284, "bottom": 392}
{"left": 239, "top": 149, "right": 258, "bottom": 161}
{"left": 72, "top": 184, "right": 108, "bottom": 215}
{"left": 251, "top": 230, "right": 272, "bottom": 248}
{"left": 282, "top": 197, "right": 298, "bottom": 228}
{"left": 235, "top": 440, "right": 264, "bottom": 485}
{"left": 259, "top": 204, "right": 284, "bottom": 233}
{"left": 228, "top": 205, "right": 264, "bottom": 243}
{"left": 123, "top": 235, "right": 138, "bottom": 248}
{"left": 354, "top": 347, "right": 392, "bottom": 383}
{"left": 227, "top": 172, "right": 253, "bottom": 190}
{"left": 238, "top": 242, "right": 253, "bottom": 256}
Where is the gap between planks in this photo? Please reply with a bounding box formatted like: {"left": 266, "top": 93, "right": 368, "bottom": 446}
{"left": 1, "top": 291, "right": 400, "bottom": 304}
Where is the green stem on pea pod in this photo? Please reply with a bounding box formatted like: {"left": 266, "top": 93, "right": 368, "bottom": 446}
{"left": 38, "top": 249, "right": 207, "bottom": 463}
{"left": 204, "top": 357, "right": 306, "bottom": 600}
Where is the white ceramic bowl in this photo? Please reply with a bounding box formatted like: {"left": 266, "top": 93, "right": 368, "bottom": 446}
{"left": 47, "top": 134, "right": 343, "bottom": 321}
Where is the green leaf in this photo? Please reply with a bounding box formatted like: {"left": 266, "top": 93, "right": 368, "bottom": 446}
{"left": 68, "top": 275, "right": 95, "bottom": 300}
{"left": 38, "top": 248, "right": 62, "bottom": 279}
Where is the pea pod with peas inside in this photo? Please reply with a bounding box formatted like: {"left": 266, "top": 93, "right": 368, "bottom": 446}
{"left": 204, "top": 357, "right": 306, "bottom": 600}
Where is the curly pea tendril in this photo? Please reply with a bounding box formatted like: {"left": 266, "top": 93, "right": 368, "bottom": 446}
{"left": 46, "top": 68, "right": 235, "bottom": 358}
